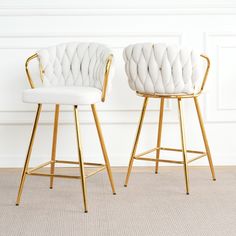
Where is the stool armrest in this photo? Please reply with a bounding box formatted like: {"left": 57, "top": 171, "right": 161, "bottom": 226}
{"left": 197, "top": 54, "right": 211, "bottom": 95}
{"left": 25, "top": 53, "right": 43, "bottom": 89}
{"left": 101, "top": 54, "right": 113, "bottom": 102}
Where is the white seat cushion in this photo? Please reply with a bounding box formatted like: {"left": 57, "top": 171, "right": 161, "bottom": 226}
{"left": 23, "top": 86, "right": 102, "bottom": 105}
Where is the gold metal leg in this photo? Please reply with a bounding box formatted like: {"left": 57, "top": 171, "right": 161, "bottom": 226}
{"left": 177, "top": 99, "right": 190, "bottom": 195}
{"left": 155, "top": 98, "right": 165, "bottom": 174}
{"left": 194, "top": 97, "right": 216, "bottom": 181}
{"left": 50, "top": 104, "right": 60, "bottom": 189}
{"left": 91, "top": 104, "right": 116, "bottom": 194}
{"left": 74, "top": 105, "right": 88, "bottom": 213}
{"left": 16, "top": 104, "right": 42, "bottom": 205}
{"left": 124, "top": 97, "right": 149, "bottom": 187}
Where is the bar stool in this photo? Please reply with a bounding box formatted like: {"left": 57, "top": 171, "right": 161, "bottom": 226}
{"left": 16, "top": 42, "right": 116, "bottom": 212}
{"left": 123, "top": 43, "right": 216, "bottom": 194}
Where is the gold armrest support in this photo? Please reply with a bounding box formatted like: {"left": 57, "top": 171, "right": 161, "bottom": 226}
{"left": 26, "top": 53, "right": 113, "bottom": 96}
{"left": 25, "top": 53, "right": 44, "bottom": 89}
{"left": 101, "top": 54, "right": 113, "bottom": 102}
{"left": 25, "top": 53, "right": 38, "bottom": 89}
{"left": 197, "top": 54, "right": 211, "bottom": 95}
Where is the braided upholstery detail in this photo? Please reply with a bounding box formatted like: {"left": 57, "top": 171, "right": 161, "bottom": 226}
{"left": 123, "top": 43, "right": 201, "bottom": 95}
{"left": 37, "top": 42, "right": 111, "bottom": 91}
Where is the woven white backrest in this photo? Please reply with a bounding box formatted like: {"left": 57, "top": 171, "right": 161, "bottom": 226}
{"left": 123, "top": 43, "right": 201, "bottom": 94}
{"left": 37, "top": 42, "right": 112, "bottom": 91}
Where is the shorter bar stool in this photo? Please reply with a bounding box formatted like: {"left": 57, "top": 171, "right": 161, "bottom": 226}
{"left": 16, "top": 42, "right": 116, "bottom": 212}
{"left": 123, "top": 43, "right": 216, "bottom": 194}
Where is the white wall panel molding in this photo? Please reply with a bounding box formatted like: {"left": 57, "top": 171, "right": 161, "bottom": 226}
{"left": 1, "top": 8, "right": 236, "bottom": 16}
{"left": 0, "top": 109, "right": 178, "bottom": 125}
{"left": 205, "top": 32, "right": 236, "bottom": 122}
{"left": 1, "top": 0, "right": 236, "bottom": 16}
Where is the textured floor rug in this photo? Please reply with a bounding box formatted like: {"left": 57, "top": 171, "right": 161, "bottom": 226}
{"left": 0, "top": 167, "right": 236, "bottom": 236}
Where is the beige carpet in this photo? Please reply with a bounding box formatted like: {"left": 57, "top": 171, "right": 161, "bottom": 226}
{"left": 0, "top": 167, "right": 236, "bottom": 236}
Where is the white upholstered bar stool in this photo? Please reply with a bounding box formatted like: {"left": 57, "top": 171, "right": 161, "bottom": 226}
{"left": 123, "top": 43, "right": 216, "bottom": 194}
{"left": 16, "top": 42, "right": 116, "bottom": 212}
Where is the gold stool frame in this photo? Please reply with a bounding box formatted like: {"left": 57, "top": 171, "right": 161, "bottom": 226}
{"left": 124, "top": 55, "right": 216, "bottom": 194}
{"left": 16, "top": 53, "right": 116, "bottom": 213}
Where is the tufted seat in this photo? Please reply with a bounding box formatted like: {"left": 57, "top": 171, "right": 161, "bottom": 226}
{"left": 23, "top": 86, "right": 102, "bottom": 105}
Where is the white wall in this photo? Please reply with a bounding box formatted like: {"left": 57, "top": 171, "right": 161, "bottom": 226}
{"left": 0, "top": 0, "right": 236, "bottom": 167}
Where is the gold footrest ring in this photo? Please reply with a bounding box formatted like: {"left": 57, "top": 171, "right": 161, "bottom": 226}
{"left": 26, "top": 160, "right": 106, "bottom": 179}
{"left": 133, "top": 147, "right": 207, "bottom": 164}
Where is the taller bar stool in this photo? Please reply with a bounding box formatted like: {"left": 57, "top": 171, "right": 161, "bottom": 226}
{"left": 123, "top": 43, "right": 216, "bottom": 194}
{"left": 16, "top": 42, "right": 116, "bottom": 212}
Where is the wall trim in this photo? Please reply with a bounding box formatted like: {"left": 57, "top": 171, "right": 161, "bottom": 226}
{"left": 0, "top": 8, "right": 236, "bottom": 16}
{"left": 0, "top": 32, "right": 182, "bottom": 38}
{"left": 204, "top": 32, "right": 236, "bottom": 122}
